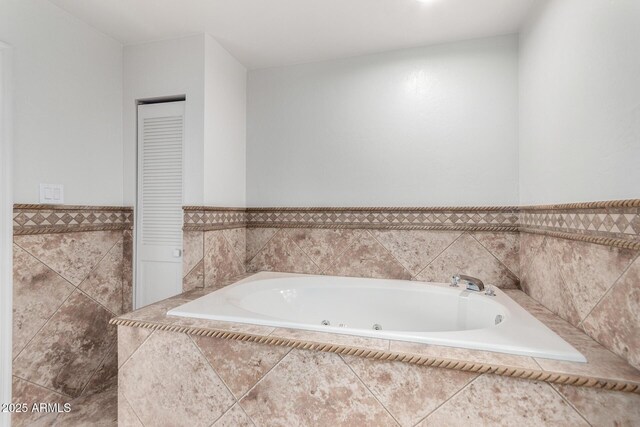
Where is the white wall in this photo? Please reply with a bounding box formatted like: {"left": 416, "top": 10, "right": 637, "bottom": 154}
{"left": 124, "top": 34, "right": 247, "bottom": 207}
{"left": 123, "top": 35, "right": 205, "bottom": 206}
{"left": 519, "top": 0, "right": 640, "bottom": 205}
{"left": 203, "top": 35, "right": 247, "bottom": 207}
{"left": 247, "top": 35, "right": 519, "bottom": 207}
{"left": 0, "top": 0, "right": 123, "bottom": 205}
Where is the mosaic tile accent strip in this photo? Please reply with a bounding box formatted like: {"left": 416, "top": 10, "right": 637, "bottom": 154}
{"left": 520, "top": 207, "right": 640, "bottom": 241}
{"left": 247, "top": 208, "right": 520, "bottom": 231}
{"left": 239, "top": 200, "right": 640, "bottom": 248}
{"left": 183, "top": 207, "right": 247, "bottom": 231}
{"left": 13, "top": 204, "right": 133, "bottom": 235}
{"left": 183, "top": 200, "right": 639, "bottom": 246}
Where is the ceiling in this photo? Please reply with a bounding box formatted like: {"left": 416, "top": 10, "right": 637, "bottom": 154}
{"left": 49, "top": 0, "right": 536, "bottom": 69}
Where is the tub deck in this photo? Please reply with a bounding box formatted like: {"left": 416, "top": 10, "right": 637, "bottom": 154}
{"left": 111, "top": 273, "right": 640, "bottom": 392}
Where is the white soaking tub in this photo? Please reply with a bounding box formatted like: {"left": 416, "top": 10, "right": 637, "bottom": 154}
{"left": 168, "top": 272, "right": 586, "bottom": 362}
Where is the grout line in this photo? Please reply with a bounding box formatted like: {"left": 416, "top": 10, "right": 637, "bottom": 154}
{"left": 77, "top": 340, "right": 117, "bottom": 397}
{"left": 338, "top": 354, "right": 402, "bottom": 427}
{"left": 183, "top": 255, "right": 203, "bottom": 282}
{"left": 207, "top": 402, "right": 257, "bottom": 427}
{"left": 186, "top": 334, "right": 238, "bottom": 418}
{"left": 121, "top": 232, "right": 127, "bottom": 315}
{"left": 12, "top": 375, "right": 72, "bottom": 400}
{"left": 121, "top": 387, "right": 146, "bottom": 427}
{"left": 201, "top": 230, "right": 206, "bottom": 287}
{"left": 317, "top": 233, "right": 361, "bottom": 275}
{"left": 412, "top": 231, "right": 465, "bottom": 279}
{"left": 234, "top": 347, "right": 293, "bottom": 404}
{"left": 10, "top": 265, "right": 75, "bottom": 362}
{"left": 83, "top": 341, "right": 119, "bottom": 398}
{"left": 365, "top": 230, "right": 415, "bottom": 279}
{"left": 519, "top": 234, "right": 547, "bottom": 283}
{"left": 118, "top": 329, "right": 155, "bottom": 371}
{"left": 579, "top": 251, "right": 639, "bottom": 327}
{"left": 411, "top": 372, "right": 482, "bottom": 426}
{"left": 236, "top": 403, "right": 258, "bottom": 427}
{"left": 181, "top": 257, "right": 204, "bottom": 290}
{"left": 532, "top": 357, "right": 545, "bottom": 371}
{"left": 469, "top": 232, "right": 520, "bottom": 283}
{"left": 219, "top": 228, "right": 248, "bottom": 273}
{"left": 318, "top": 229, "right": 369, "bottom": 274}
{"left": 548, "top": 382, "right": 594, "bottom": 427}
{"left": 245, "top": 228, "right": 280, "bottom": 265}
{"left": 282, "top": 228, "right": 323, "bottom": 273}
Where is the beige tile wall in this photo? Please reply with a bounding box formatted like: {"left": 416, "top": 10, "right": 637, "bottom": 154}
{"left": 520, "top": 233, "right": 640, "bottom": 370}
{"left": 118, "top": 325, "right": 640, "bottom": 427}
{"left": 11, "top": 205, "right": 133, "bottom": 427}
{"left": 519, "top": 203, "right": 640, "bottom": 371}
{"left": 183, "top": 207, "right": 521, "bottom": 292}
{"left": 182, "top": 228, "right": 246, "bottom": 291}
{"left": 246, "top": 228, "right": 520, "bottom": 288}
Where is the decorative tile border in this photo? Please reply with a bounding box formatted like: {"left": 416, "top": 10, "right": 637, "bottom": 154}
{"left": 110, "top": 317, "right": 640, "bottom": 394}
{"left": 520, "top": 208, "right": 639, "bottom": 240}
{"left": 182, "top": 200, "right": 637, "bottom": 248}
{"left": 246, "top": 208, "right": 520, "bottom": 231}
{"left": 520, "top": 199, "right": 640, "bottom": 210}
{"left": 13, "top": 204, "right": 133, "bottom": 235}
{"left": 14, "top": 199, "right": 637, "bottom": 244}
{"left": 520, "top": 200, "right": 640, "bottom": 250}
{"left": 183, "top": 206, "right": 247, "bottom": 231}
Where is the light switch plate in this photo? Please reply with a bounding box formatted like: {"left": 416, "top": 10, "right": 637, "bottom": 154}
{"left": 39, "top": 184, "right": 64, "bottom": 204}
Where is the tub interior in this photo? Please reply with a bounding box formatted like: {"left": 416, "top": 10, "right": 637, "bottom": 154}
{"left": 237, "top": 281, "right": 506, "bottom": 332}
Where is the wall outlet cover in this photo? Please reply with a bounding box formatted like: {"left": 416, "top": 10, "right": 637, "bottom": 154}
{"left": 39, "top": 184, "right": 64, "bottom": 204}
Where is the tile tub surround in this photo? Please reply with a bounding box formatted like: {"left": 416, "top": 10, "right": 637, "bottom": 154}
{"left": 183, "top": 206, "right": 522, "bottom": 290}
{"left": 114, "top": 281, "right": 640, "bottom": 426}
{"left": 11, "top": 204, "right": 133, "bottom": 427}
{"left": 519, "top": 200, "right": 640, "bottom": 371}
{"left": 112, "top": 275, "right": 640, "bottom": 393}
{"left": 246, "top": 229, "right": 521, "bottom": 288}
{"left": 184, "top": 201, "right": 640, "bottom": 369}
{"left": 520, "top": 233, "right": 640, "bottom": 370}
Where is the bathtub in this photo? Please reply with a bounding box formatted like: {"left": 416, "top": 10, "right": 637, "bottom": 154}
{"left": 168, "top": 272, "right": 586, "bottom": 362}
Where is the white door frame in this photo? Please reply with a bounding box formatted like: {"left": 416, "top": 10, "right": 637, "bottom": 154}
{"left": 135, "top": 100, "right": 185, "bottom": 308}
{"left": 0, "top": 41, "right": 14, "bottom": 427}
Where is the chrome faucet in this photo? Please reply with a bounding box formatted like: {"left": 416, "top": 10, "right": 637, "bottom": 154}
{"left": 450, "top": 274, "right": 485, "bottom": 292}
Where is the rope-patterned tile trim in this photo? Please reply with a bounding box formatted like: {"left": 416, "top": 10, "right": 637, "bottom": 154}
{"left": 183, "top": 224, "right": 247, "bottom": 232}
{"left": 15, "top": 224, "right": 132, "bottom": 235}
{"left": 14, "top": 203, "right": 133, "bottom": 211}
{"left": 185, "top": 199, "right": 640, "bottom": 212}
{"left": 248, "top": 223, "right": 520, "bottom": 232}
{"left": 520, "top": 199, "right": 640, "bottom": 211}
{"left": 183, "top": 206, "right": 247, "bottom": 212}
{"left": 247, "top": 206, "right": 520, "bottom": 212}
{"left": 520, "top": 228, "right": 640, "bottom": 251}
{"left": 110, "top": 318, "right": 640, "bottom": 394}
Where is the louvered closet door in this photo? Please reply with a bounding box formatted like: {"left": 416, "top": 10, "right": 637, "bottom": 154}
{"left": 136, "top": 101, "right": 184, "bottom": 308}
